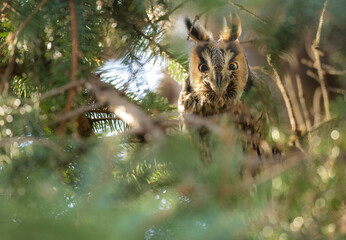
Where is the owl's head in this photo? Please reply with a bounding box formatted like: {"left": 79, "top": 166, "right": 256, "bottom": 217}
{"left": 185, "top": 15, "right": 249, "bottom": 99}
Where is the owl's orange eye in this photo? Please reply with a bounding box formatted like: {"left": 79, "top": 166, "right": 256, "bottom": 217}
{"left": 198, "top": 63, "right": 209, "bottom": 72}
{"left": 228, "top": 62, "right": 238, "bottom": 70}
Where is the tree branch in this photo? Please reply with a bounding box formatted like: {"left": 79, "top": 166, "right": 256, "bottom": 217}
{"left": 267, "top": 55, "right": 297, "bottom": 133}
{"left": 312, "top": 0, "right": 330, "bottom": 120}
{"left": 55, "top": 102, "right": 105, "bottom": 123}
{"left": 313, "top": 87, "right": 322, "bottom": 125}
{"left": 229, "top": 0, "right": 267, "bottom": 24}
{"left": 40, "top": 79, "right": 87, "bottom": 101}
{"left": 85, "top": 80, "right": 164, "bottom": 140}
{"left": 57, "top": 0, "right": 80, "bottom": 135}
{"left": 295, "top": 75, "right": 312, "bottom": 132}
{"left": 89, "top": 117, "right": 121, "bottom": 123}
{"left": 0, "top": 0, "right": 49, "bottom": 50}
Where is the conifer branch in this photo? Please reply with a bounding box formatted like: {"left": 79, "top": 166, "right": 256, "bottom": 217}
{"left": 85, "top": 80, "right": 164, "bottom": 140}
{"left": 1, "top": 0, "right": 49, "bottom": 94}
{"left": 89, "top": 117, "right": 122, "bottom": 123}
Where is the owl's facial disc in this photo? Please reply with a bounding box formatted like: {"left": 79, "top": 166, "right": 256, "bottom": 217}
{"left": 190, "top": 41, "right": 248, "bottom": 98}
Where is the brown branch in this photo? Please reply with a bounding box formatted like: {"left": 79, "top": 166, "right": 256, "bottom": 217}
{"left": 40, "top": 79, "right": 87, "bottom": 101}
{"left": 309, "top": 118, "right": 334, "bottom": 133}
{"left": 242, "top": 153, "right": 306, "bottom": 189}
{"left": 240, "top": 39, "right": 257, "bottom": 44}
{"left": 313, "top": 87, "right": 322, "bottom": 125}
{"left": 284, "top": 74, "right": 305, "bottom": 132}
{"left": 1, "top": 1, "right": 10, "bottom": 20}
{"left": 267, "top": 54, "right": 297, "bottom": 133}
{"left": 0, "top": 50, "right": 16, "bottom": 94}
{"left": 295, "top": 75, "right": 312, "bottom": 132}
{"left": 328, "top": 87, "right": 346, "bottom": 95}
{"left": 0, "top": 0, "right": 49, "bottom": 50}
{"left": 312, "top": 0, "right": 330, "bottom": 120}
{"left": 322, "top": 64, "right": 346, "bottom": 75}
{"left": 306, "top": 69, "right": 320, "bottom": 83}
{"left": 1, "top": 0, "right": 49, "bottom": 94}
{"left": 302, "top": 58, "right": 346, "bottom": 75}
{"left": 57, "top": 0, "right": 80, "bottom": 135}
{"left": 1, "top": 1, "right": 9, "bottom": 13}
{"left": 55, "top": 103, "right": 105, "bottom": 123}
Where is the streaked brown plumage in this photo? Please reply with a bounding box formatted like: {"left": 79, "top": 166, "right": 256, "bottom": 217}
{"left": 178, "top": 15, "right": 273, "bottom": 164}
{"left": 178, "top": 15, "right": 252, "bottom": 117}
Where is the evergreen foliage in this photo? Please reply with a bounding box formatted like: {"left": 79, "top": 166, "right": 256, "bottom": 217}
{"left": 0, "top": 0, "right": 345, "bottom": 239}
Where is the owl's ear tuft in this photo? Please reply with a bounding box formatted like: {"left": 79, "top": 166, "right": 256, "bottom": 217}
{"left": 185, "top": 17, "right": 212, "bottom": 42}
{"left": 220, "top": 14, "right": 242, "bottom": 42}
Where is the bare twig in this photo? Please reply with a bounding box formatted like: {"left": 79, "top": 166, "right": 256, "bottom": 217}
{"left": 312, "top": 0, "right": 330, "bottom": 120}
{"left": 266, "top": 54, "right": 297, "bottom": 133}
{"left": 57, "top": 0, "right": 80, "bottom": 135}
{"left": 284, "top": 74, "right": 305, "bottom": 131}
{"left": 1, "top": 1, "right": 10, "bottom": 20}
{"left": 322, "top": 64, "right": 346, "bottom": 75}
{"left": 40, "top": 80, "right": 87, "bottom": 101}
{"left": 313, "top": 87, "right": 322, "bottom": 125}
{"left": 328, "top": 87, "right": 346, "bottom": 95}
{"left": 0, "top": 0, "right": 49, "bottom": 50}
{"left": 309, "top": 118, "right": 334, "bottom": 133}
{"left": 302, "top": 58, "right": 346, "bottom": 75}
{"left": 55, "top": 103, "right": 105, "bottom": 123}
{"left": 306, "top": 69, "right": 320, "bottom": 83}
{"left": 240, "top": 39, "right": 257, "bottom": 44}
{"left": 1, "top": 1, "right": 9, "bottom": 13}
{"left": 229, "top": 0, "right": 267, "bottom": 24}
{"left": 243, "top": 153, "right": 306, "bottom": 189}
{"left": 295, "top": 75, "right": 312, "bottom": 132}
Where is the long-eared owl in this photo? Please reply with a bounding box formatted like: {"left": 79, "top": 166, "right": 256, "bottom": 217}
{"left": 178, "top": 14, "right": 272, "bottom": 164}
{"left": 178, "top": 14, "right": 254, "bottom": 117}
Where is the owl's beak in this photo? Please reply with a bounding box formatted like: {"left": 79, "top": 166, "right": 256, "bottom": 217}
{"left": 216, "top": 72, "right": 222, "bottom": 93}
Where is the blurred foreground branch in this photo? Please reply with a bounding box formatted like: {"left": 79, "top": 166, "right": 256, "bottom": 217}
{"left": 85, "top": 80, "right": 165, "bottom": 140}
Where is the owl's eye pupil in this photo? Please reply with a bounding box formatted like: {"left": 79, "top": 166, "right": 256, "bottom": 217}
{"left": 198, "top": 64, "right": 209, "bottom": 72}
{"left": 228, "top": 62, "right": 238, "bottom": 70}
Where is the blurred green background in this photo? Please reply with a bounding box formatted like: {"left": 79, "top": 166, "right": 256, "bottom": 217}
{"left": 0, "top": 0, "right": 345, "bottom": 239}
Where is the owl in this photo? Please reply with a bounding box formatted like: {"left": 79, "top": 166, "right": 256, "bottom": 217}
{"left": 178, "top": 15, "right": 274, "bottom": 164}
{"left": 178, "top": 14, "right": 253, "bottom": 117}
